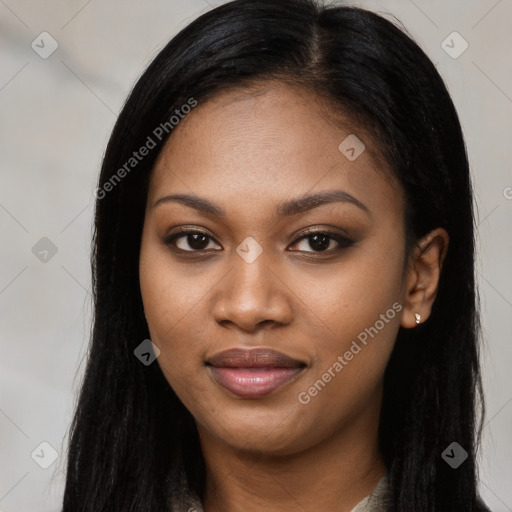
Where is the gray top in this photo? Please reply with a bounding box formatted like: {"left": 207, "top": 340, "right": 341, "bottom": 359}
{"left": 170, "top": 473, "right": 391, "bottom": 511}
{"left": 350, "top": 474, "right": 391, "bottom": 512}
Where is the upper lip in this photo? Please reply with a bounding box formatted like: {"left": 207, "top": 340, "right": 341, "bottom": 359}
{"left": 206, "top": 347, "right": 306, "bottom": 368}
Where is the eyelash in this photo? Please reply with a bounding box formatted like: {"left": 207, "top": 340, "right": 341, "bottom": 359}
{"left": 163, "top": 228, "right": 355, "bottom": 256}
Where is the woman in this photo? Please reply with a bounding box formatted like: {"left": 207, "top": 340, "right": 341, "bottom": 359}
{"left": 61, "top": 0, "right": 491, "bottom": 510}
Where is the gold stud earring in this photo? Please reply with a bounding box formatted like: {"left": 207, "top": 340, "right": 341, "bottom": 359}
{"left": 415, "top": 313, "right": 421, "bottom": 324}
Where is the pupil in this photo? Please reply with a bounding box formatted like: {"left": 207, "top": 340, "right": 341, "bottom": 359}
{"left": 188, "top": 234, "right": 209, "bottom": 250}
{"left": 309, "top": 234, "right": 329, "bottom": 251}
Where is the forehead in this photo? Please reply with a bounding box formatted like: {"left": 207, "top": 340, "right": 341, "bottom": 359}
{"left": 148, "top": 81, "right": 403, "bottom": 220}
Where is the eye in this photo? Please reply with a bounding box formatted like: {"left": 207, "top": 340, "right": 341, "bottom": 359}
{"left": 288, "top": 230, "right": 355, "bottom": 253}
{"left": 164, "top": 229, "right": 221, "bottom": 252}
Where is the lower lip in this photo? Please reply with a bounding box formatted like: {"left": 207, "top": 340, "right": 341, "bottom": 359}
{"left": 208, "top": 366, "right": 304, "bottom": 398}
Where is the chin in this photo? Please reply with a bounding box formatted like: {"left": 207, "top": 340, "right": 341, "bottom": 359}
{"left": 197, "top": 403, "right": 316, "bottom": 456}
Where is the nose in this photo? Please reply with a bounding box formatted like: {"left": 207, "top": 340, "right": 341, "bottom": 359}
{"left": 212, "top": 249, "right": 293, "bottom": 333}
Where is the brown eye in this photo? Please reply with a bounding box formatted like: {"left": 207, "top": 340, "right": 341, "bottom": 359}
{"left": 289, "top": 231, "right": 354, "bottom": 253}
{"left": 164, "top": 230, "right": 220, "bottom": 252}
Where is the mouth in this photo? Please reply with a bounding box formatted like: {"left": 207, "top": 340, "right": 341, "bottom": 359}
{"left": 205, "top": 347, "right": 306, "bottom": 399}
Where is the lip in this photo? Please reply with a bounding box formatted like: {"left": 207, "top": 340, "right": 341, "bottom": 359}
{"left": 206, "top": 348, "right": 306, "bottom": 398}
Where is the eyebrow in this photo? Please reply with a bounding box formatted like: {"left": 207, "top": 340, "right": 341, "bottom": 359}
{"left": 152, "top": 189, "right": 369, "bottom": 217}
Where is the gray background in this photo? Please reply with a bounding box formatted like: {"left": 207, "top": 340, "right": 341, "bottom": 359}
{"left": 0, "top": 0, "right": 511, "bottom": 510}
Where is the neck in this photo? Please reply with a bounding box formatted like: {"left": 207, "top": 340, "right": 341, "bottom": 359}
{"left": 198, "top": 395, "right": 386, "bottom": 512}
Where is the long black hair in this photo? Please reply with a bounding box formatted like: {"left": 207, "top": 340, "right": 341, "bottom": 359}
{"left": 61, "top": 0, "right": 489, "bottom": 510}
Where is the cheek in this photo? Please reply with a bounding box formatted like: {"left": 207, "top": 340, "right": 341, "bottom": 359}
{"left": 139, "top": 237, "right": 204, "bottom": 377}
{"left": 292, "top": 232, "right": 404, "bottom": 402}
{"left": 139, "top": 259, "right": 208, "bottom": 410}
{"left": 139, "top": 232, "right": 212, "bottom": 340}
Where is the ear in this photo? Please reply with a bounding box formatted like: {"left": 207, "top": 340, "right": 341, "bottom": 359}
{"left": 400, "top": 227, "right": 449, "bottom": 328}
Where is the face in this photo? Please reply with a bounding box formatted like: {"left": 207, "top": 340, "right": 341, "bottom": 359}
{"left": 139, "top": 81, "right": 409, "bottom": 456}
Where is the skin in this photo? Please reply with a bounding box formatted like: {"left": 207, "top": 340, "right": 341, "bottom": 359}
{"left": 139, "top": 81, "right": 449, "bottom": 512}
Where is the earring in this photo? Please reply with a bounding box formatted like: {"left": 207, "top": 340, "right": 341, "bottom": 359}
{"left": 415, "top": 312, "right": 421, "bottom": 324}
